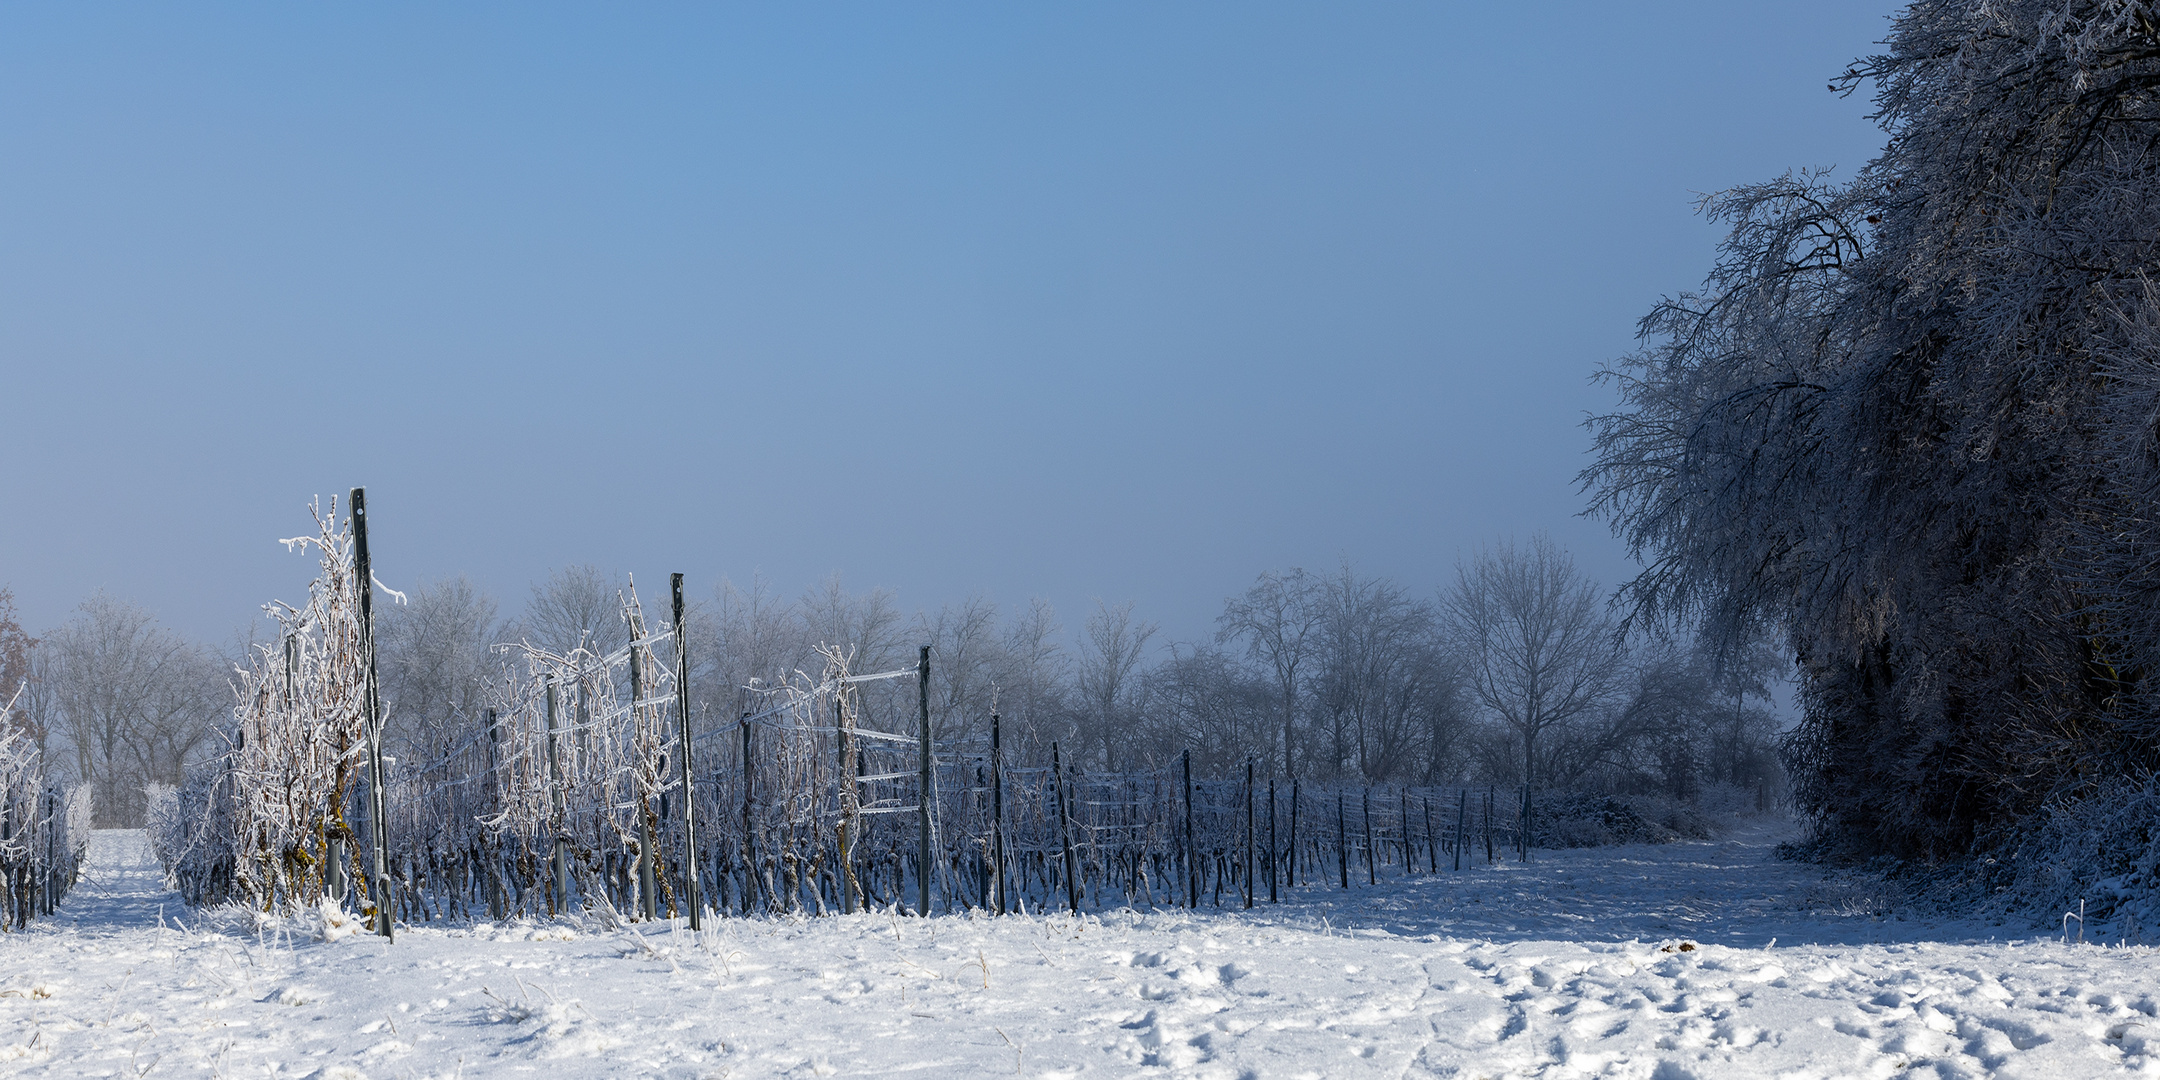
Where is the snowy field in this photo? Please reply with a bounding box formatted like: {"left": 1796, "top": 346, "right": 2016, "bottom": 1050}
{"left": 3, "top": 827, "right": 2157, "bottom": 1078}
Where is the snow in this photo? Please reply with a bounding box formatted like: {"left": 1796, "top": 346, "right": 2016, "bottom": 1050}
{"left": 5, "top": 825, "right": 2158, "bottom": 1078}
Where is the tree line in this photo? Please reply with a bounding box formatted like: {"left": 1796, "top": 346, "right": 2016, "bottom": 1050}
{"left": 2, "top": 535, "right": 1783, "bottom": 829}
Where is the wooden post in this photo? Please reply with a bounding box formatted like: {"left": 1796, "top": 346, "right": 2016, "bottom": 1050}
{"left": 1267, "top": 776, "right": 1278, "bottom": 903}
{"left": 1484, "top": 787, "right": 1494, "bottom": 864}
{"left": 1181, "top": 750, "right": 1196, "bottom": 908}
{"left": 741, "top": 714, "right": 754, "bottom": 915}
{"left": 350, "top": 487, "right": 393, "bottom": 941}
{"left": 836, "top": 694, "right": 856, "bottom": 914}
{"left": 990, "top": 711, "right": 1006, "bottom": 915}
{"left": 626, "top": 618, "right": 658, "bottom": 922}
{"left": 1287, "top": 779, "right": 1299, "bottom": 889}
{"left": 1520, "top": 783, "right": 1530, "bottom": 862}
{"left": 546, "top": 676, "right": 570, "bottom": 913}
{"left": 575, "top": 668, "right": 591, "bottom": 786}
{"left": 1454, "top": 788, "right": 1468, "bottom": 871}
{"left": 916, "top": 645, "right": 933, "bottom": 916}
{"left": 483, "top": 708, "right": 503, "bottom": 919}
{"left": 1051, "top": 742, "right": 1080, "bottom": 914}
{"left": 1400, "top": 787, "right": 1413, "bottom": 875}
{"left": 671, "top": 574, "right": 700, "bottom": 930}
{"left": 1336, "top": 790, "right": 1348, "bottom": 889}
{"left": 1424, "top": 795, "right": 1437, "bottom": 873}
{"left": 1243, "top": 759, "right": 1255, "bottom": 909}
{"left": 1362, "top": 787, "right": 1376, "bottom": 885}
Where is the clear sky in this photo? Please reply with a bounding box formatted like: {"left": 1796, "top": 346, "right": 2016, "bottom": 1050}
{"left": 1, "top": 2, "right": 1892, "bottom": 647}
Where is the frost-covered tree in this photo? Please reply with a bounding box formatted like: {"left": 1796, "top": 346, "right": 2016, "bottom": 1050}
{"left": 1444, "top": 537, "right": 1623, "bottom": 797}
{"left": 1308, "top": 565, "right": 1462, "bottom": 783}
{"left": 41, "top": 593, "right": 222, "bottom": 827}
{"left": 1139, "top": 644, "right": 1274, "bottom": 773}
{"left": 1075, "top": 600, "right": 1156, "bottom": 770}
{"left": 1585, "top": 0, "right": 2160, "bottom": 857}
{"left": 1215, "top": 569, "right": 1322, "bottom": 777}
{"left": 376, "top": 576, "right": 504, "bottom": 766}
{"left": 519, "top": 565, "right": 627, "bottom": 659}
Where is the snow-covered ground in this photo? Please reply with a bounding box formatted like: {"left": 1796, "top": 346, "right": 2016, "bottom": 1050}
{"left": 4, "top": 825, "right": 2157, "bottom": 1078}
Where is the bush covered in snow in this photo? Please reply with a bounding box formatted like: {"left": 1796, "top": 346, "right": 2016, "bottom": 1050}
{"left": 1956, "top": 777, "right": 2160, "bottom": 938}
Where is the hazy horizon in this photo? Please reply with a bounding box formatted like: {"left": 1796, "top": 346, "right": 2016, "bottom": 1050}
{"left": 2, "top": 2, "right": 1890, "bottom": 650}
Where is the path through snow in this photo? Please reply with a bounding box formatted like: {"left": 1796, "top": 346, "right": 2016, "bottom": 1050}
{"left": 2, "top": 824, "right": 2156, "bottom": 1077}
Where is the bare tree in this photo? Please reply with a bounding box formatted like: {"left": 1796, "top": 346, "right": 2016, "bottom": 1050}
{"left": 920, "top": 594, "right": 1001, "bottom": 748}
{"left": 43, "top": 593, "right": 222, "bottom": 826}
{"left": 1216, "top": 569, "right": 1321, "bottom": 776}
{"left": 520, "top": 565, "right": 627, "bottom": 658}
{"left": 376, "top": 576, "right": 503, "bottom": 764}
{"left": 989, "top": 598, "right": 1068, "bottom": 763}
{"left": 1074, "top": 600, "right": 1156, "bottom": 770}
{"left": 1144, "top": 644, "right": 1274, "bottom": 772}
{"left": 1309, "top": 564, "right": 1455, "bottom": 782}
{"left": 703, "top": 573, "right": 807, "bottom": 721}
{"left": 1444, "top": 537, "right": 1623, "bottom": 796}
{"left": 800, "top": 574, "right": 906, "bottom": 672}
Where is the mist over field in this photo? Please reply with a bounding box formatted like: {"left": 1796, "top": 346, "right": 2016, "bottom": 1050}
{"left": 13, "top": 1, "right": 2160, "bottom": 1076}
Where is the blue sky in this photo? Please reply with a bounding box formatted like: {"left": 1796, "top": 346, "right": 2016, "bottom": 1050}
{"left": 1, "top": 2, "right": 1891, "bottom": 646}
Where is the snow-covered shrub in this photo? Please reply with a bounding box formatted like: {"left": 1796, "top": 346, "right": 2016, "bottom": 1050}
{"left": 1971, "top": 776, "right": 2160, "bottom": 937}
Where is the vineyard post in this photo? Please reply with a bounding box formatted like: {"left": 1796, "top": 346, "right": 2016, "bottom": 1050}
{"left": 1181, "top": 750, "right": 1196, "bottom": 909}
{"left": 575, "top": 667, "right": 591, "bottom": 786}
{"left": 916, "top": 645, "right": 933, "bottom": 916}
{"left": 836, "top": 694, "right": 856, "bottom": 914}
{"left": 1519, "top": 783, "right": 1530, "bottom": 862}
{"left": 1455, "top": 788, "right": 1468, "bottom": 872}
{"left": 672, "top": 574, "right": 700, "bottom": 930}
{"left": 1267, "top": 776, "right": 1278, "bottom": 902}
{"left": 351, "top": 487, "right": 393, "bottom": 941}
{"left": 1051, "top": 742, "right": 1080, "bottom": 914}
{"left": 1484, "top": 787, "right": 1494, "bottom": 864}
{"left": 627, "top": 622, "right": 658, "bottom": 922}
{"left": 1287, "top": 778, "right": 1299, "bottom": 888}
{"left": 1, "top": 801, "right": 13, "bottom": 929}
{"left": 1335, "top": 790, "right": 1348, "bottom": 889}
{"left": 741, "top": 714, "right": 754, "bottom": 915}
{"left": 990, "top": 711, "right": 1006, "bottom": 915}
{"left": 546, "top": 676, "right": 569, "bottom": 913}
{"left": 484, "top": 708, "right": 505, "bottom": 920}
{"left": 282, "top": 632, "right": 297, "bottom": 706}
{"left": 1424, "top": 795, "right": 1437, "bottom": 873}
{"left": 1243, "top": 759, "right": 1255, "bottom": 909}
{"left": 1400, "top": 788, "right": 1412, "bottom": 875}
{"left": 1362, "top": 787, "right": 1376, "bottom": 885}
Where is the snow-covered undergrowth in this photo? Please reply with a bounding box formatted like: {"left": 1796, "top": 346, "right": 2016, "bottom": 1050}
{"left": 1890, "top": 775, "right": 2160, "bottom": 947}
{"left": 7, "top": 826, "right": 2160, "bottom": 1078}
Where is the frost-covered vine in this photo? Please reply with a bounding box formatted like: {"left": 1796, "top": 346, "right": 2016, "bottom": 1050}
{"left": 0, "top": 686, "right": 90, "bottom": 930}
